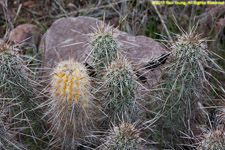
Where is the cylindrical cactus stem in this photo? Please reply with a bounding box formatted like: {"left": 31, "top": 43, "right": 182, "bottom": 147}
{"left": 87, "top": 22, "right": 121, "bottom": 71}
{"left": 102, "top": 58, "right": 139, "bottom": 122}
{"left": 46, "top": 59, "right": 95, "bottom": 149}
{"left": 0, "top": 40, "right": 41, "bottom": 149}
{"left": 0, "top": 41, "right": 36, "bottom": 99}
{"left": 167, "top": 32, "right": 209, "bottom": 98}
{"left": 99, "top": 122, "right": 146, "bottom": 150}
{"left": 151, "top": 30, "right": 225, "bottom": 148}
{"left": 163, "top": 32, "right": 220, "bottom": 121}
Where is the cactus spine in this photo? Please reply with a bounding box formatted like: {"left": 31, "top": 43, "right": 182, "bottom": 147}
{"left": 217, "top": 106, "right": 225, "bottom": 125}
{"left": 0, "top": 41, "right": 35, "bottom": 98}
{"left": 102, "top": 58, "right": 139, "bottom": 122}
{"left": 99, "top": 122, "right": 145, "bottom": 150}
{"left": 0, "top": 41, "right": 40, "bottom": 149}
{"left": 87, "top": 23, "right": 120, "bottom": 71}
{"left": 46, "top": 59, "right": 95, "bottom": 149}
{"left": 51, "top": 59, "right": 90, "bottom": 107}
{"left": 0, "top": 100, "right": 26, "bottom": 150}
{"left": 197, "top": 126, "right": 225, "bottom": 150}
{"left": 151, "top": 30, "right": 225, "bottom": 148}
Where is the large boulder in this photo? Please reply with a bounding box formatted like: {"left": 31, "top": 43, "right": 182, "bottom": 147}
{"left": 39, "top": 16, "right": 167, "bottom": 87}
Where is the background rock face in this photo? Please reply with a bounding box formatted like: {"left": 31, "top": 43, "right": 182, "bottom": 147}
{"left": 39, "top": 16, "right": 167, "bottom": 86}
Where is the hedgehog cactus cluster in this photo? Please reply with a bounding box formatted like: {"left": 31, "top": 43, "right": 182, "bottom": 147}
{"left": 150, "top": 29, "right": 225, "bottom": 148}
{"left": 87, "top": 22, "right": 141, "bottom": 123}
{"left": 3, "top": 20, "right": 222, "bottom": 150}
{"left": 100, "top": 122, "right": 145, "bottom": 150}
{"left": 42, "top": 23, "right": 145, "bottom": 149}
{"left": 46, "top": 59, "right": 95, "bottom": 149}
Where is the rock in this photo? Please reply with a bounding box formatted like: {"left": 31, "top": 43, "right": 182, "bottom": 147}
{"left": 216, "top": 17, "right": 225, "bottom": 30}
{"left": 23, "top": 1, "right": 35, "bottom": 9}
{"left": 9, "top": 24, "right": 43, "bottom": 46}
{"left": 106, "top": 17, "right": 119, "bottom": 27}
{"left": 197, "top": 5, "right": 225, "bottom": 37}
{"left": 198, "top": 5, "right": 225, "bottom": 25}
{"left": 39, "top": 16, "right": 167, "bottom": 87}
{"left": 0, "top": 5, "right": 15, "bottom": 21}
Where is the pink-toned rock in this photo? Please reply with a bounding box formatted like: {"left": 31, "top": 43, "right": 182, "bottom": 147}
{"left": 0, "top": 5, "right": 15, "bottom": 21}
{"left": 197, "top": 5, "right": 225, "bottom": 37}
{"left": 9, "top": 24, "right": 43, "bottom": 45}
{"left": 39, "top": 16, "right": 167, "bottom": 87}
{"left": 216, "top": 17, "right": 225, "bottom": 30}
{"left": 198, "top": 5, "right": 225, "bottom": 25}
{"left": 106, "top": 17, "right": 119, "bottom": 27}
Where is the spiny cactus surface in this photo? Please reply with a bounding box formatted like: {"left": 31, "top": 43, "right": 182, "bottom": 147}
{"left": 46, "top": 59, "right": 95, "bottom": 149}
{"left": 88, "top": 23, "right": 121, "bottom": 71}
{"left": 51, "top": 59, "right": 91, "bottom": 106}
{"left": 0, "top": 41, "right": 41, "bottom": 149}
{"left": 197, "top": 126, "right": 225, "bottom": 150}
{"left": 217, "top": 107, "right": 225, "bottom": 125}
{"left": 102, "top": 58, "right": 138, "bottom": 122}
{"left": 165, "top": 31, "right": 209, "bottom": 101}
{"left": 0, "top": 100, "right": 26, "bottom": 150}
{"left": 0, "top": 42, "right": 35, "bottom": 99}
{"left": 99, "top": 122, "right": 145, "bottom": 150}
{"left": 151, "top": 29, "right": 225, "bottom": 148}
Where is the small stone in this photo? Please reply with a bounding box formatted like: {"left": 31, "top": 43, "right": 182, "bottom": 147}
{"left": 216, "top": 17, "right": 225, "bottom": 30}
{"left": 106, "top": 17, "right": 119, "bottom": 27}
{"left": 0, "top": 6, "right": 15, "bottom": 21}
{"left": 23, "top": 1, "right": 35, "bottom": 9}
{"left": 9, "top": 24, "right": 43, "bottom": 46}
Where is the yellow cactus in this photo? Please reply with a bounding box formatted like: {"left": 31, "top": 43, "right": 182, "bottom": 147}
{"left": 51, "top": 59, "right": 90, "bottom": 108}
{"left": 46, "top": 59, "right": 94, "bottom": 149}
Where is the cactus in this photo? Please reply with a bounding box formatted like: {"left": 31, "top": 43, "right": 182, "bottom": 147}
{"left": 102, "top": 58, "right": 139, "bottom": 122}
{"left": 0, "top": 40, "right": 42, "bottom": 149}
{"left": 0, "top": 99, "right": 26, "bottom": 150}
{"left": 195, "top": 107, "right": 225, "bottom": 150}
{"left": 87, "top": 22, "right": 121, "bottom": 71}
{"left": 45, "top": 59, "right": 95, "bottom": 149}
{"left": 197, "top": 126, "right": 225, "bottom": 150}
{"left": 164, "top": 31, "right": 209, "bottom": 102}
{"left": 217, "top": 106, "right": 225, "bottom": 125}
{"left": 150, "top": 30, "right": 225, "bottom": 148}
{"left": 0, "top": 41, "right": 36, "bottom": 99}
{"left": 99, "top": 122, "right": 145, "bottom": 150}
